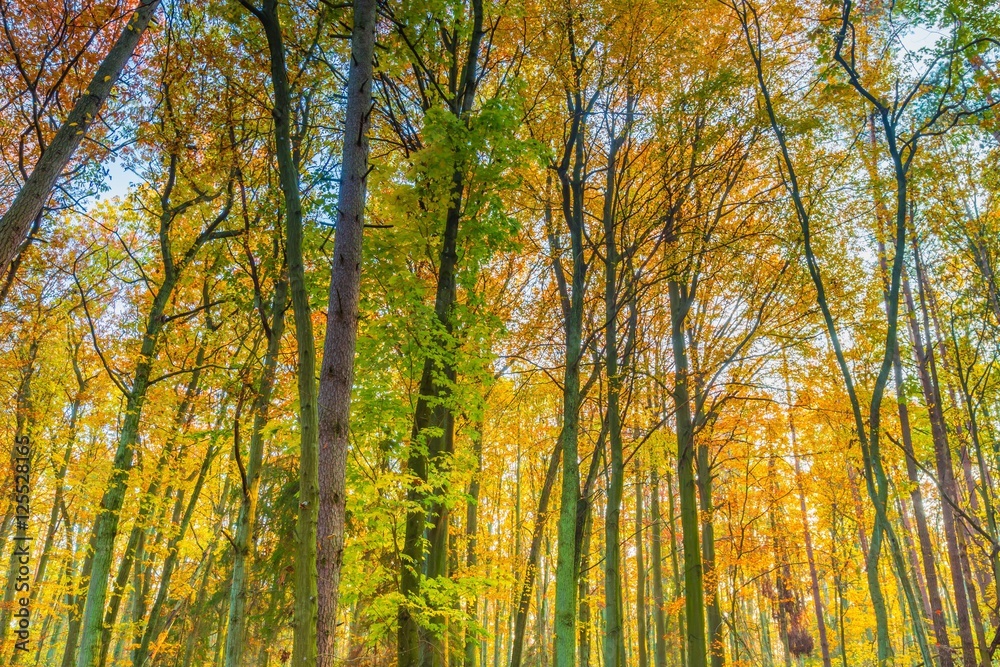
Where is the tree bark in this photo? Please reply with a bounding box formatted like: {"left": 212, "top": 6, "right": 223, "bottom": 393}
{"left": 601, "top": 101, "right": 629, "bottom": 667}
{"left": 95, "top": 345, "right": 207, "bottom": 667}
{"left": 695, "top": 434, "right": 723, "bottom": 667}
{"left": 892, "top": 290, "right": 952, "bottom": 665}
{"left": 577, "top": 512, "right": 592, "bottom": 667}
{"left": 316, "top": 0, "right": 378, "bottom": 663}
{"left": 241, "top": 2, "right": 321, "bottom": 664}
{"left": 739, "top": 7, "right": 932, "bottom": 662}
{"left": 904, "top": 253, "right": 977, "bottom": 667}
{"left": 75, "top": 286, "right": 174, "bottom": 667}
{"left": 667, "top": 280, "right": 706, "bottom": 667}
{"left": 552, "top": 71, "right": 587, "bottom": 667}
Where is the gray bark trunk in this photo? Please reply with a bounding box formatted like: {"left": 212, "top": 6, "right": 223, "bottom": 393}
{"left": 315, "top": 0, "right": 378, "bottom": 663}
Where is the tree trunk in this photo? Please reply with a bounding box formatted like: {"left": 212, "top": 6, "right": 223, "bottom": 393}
{"left": 895, "top": 496, "right": 931, "bottom": 619}
{"left": 742, "top": 18, "right": 929, "bottom": 662}
{"left": 696, "top": 437, "right": 722, "bottom": 667}
{"left": 75, "top": 277, "right": 176, "bottom": 667}
{"left": 663, "top": 470, "right": 684, "bottom": 667}
{"left": 397, "top": 5, "right": 484, "bottom": 666}
{"left": 954, "top": 528, "right": 990, "bottom": 667}
{"left": 952, "top": 349, "right": 1000, "bottom": 626}
{"left": 577, "top": 512, "right": 592, "bottom": 667}
{"left": 245, "top": 2, "right": 321, "bottom": 664}
{"left": 60, "top": 527, "right": 90, "bottom": 667}
{"left": 552, "top": 88, "right": 587, "bottom": 667}
{"left": 95, "top": 347, "right": 207, "bottom": 667}
{"left": 315, "top": 0, "right": 378, "bottom": 662}
{"left": 904, "top": 254, "right": 977, "bottom": 667}
{"left": 182, "top": 545, "right": 216, "bottom": 667}
{"left": 601, "top": 106, "right": 628, "bottom": 667}
{"left": 891, "top": 314, "right": 952, "bottom": 665}
{"left": 667, "top": 280, "right": 706, "bottom": 667}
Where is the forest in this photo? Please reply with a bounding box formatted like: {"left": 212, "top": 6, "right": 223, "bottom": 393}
{"left": 0, "top": 0, "right": 999, "bottom": 666}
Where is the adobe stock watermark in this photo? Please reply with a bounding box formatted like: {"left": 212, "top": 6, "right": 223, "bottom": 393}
{"left": 11, "top": 435, "right": 31, "bottom": 652}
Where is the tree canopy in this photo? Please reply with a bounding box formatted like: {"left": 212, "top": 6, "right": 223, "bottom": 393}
{"left": 1, "top": 0, "right": 999, "bottom": 666}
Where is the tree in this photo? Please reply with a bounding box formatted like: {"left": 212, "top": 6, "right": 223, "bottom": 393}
{"left": 315, "top": 0, "right": 378, "bottom": 663}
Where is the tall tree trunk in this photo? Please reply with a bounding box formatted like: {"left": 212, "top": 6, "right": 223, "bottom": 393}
{"left": 870, "top": 134, "right": 950, "bottom": 663}
{"left": 315, "top": 0, "right": 378, "bottom": 662}
{"left": 667, "top": 280, "right": 706, "bottom": 667}
{"left": 74, "top": 137, "right": 232, "bottom": 667}
{"left": 398, "top": 5, "right": 484, "bottom": 665}
{"left": 757, "top": 588, "right": 774, "bottom": 667}
{"left": 60, "top": 525, "right": 89, "bottom": 667}
{"left": 242, "top": 1, "right": 321, "bottom": 664}
{"left": 181, "top": 544, "right": 216, "bottom": 667}
{"left": 920, "top": 246, "right": 998, "bottom": 635}
{"left": 577, "top": 512, "right": 592, "bottom": 667}
{"left": 742, "top": 15, "right": 930, "bottom": 663}
{"left": 955, "top": 528, "right": 990, "bottom": 667}
{"left": 537, "top": 549, "right": 549, "bottom": 667}
{"left": 0, "top": 0, "right": 162, "bottom": 276}
{"left": 895, "top": 496, "right": 931, "bottom": 618}
{"left": 552, "top": 88, "right": 587, "bottom": 667}
{"left": 131, "top": 527, "right": 148, "bottom": 664}
{"left": 891, "top": 308, "right": 952, "bottom": 665}
{"left": 601, "top": 102, "right": 629, "bottom": 667}
{"left": 75, "top": 280, "right": 175, "bottom": 667}
{"left": 904, "top": 251, "right": 977, "bottom": 667}
{"left": 399, "top": 205, "right": 460, "bottom": 667}
{"left": 95, "top": 346, "right": 207, "bottom": 667}
{"left": 952, "top": 344, "right": 1000, "bottom": 626}
{"left": 664, "top": 470, "right": 684, "bottom": 667}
